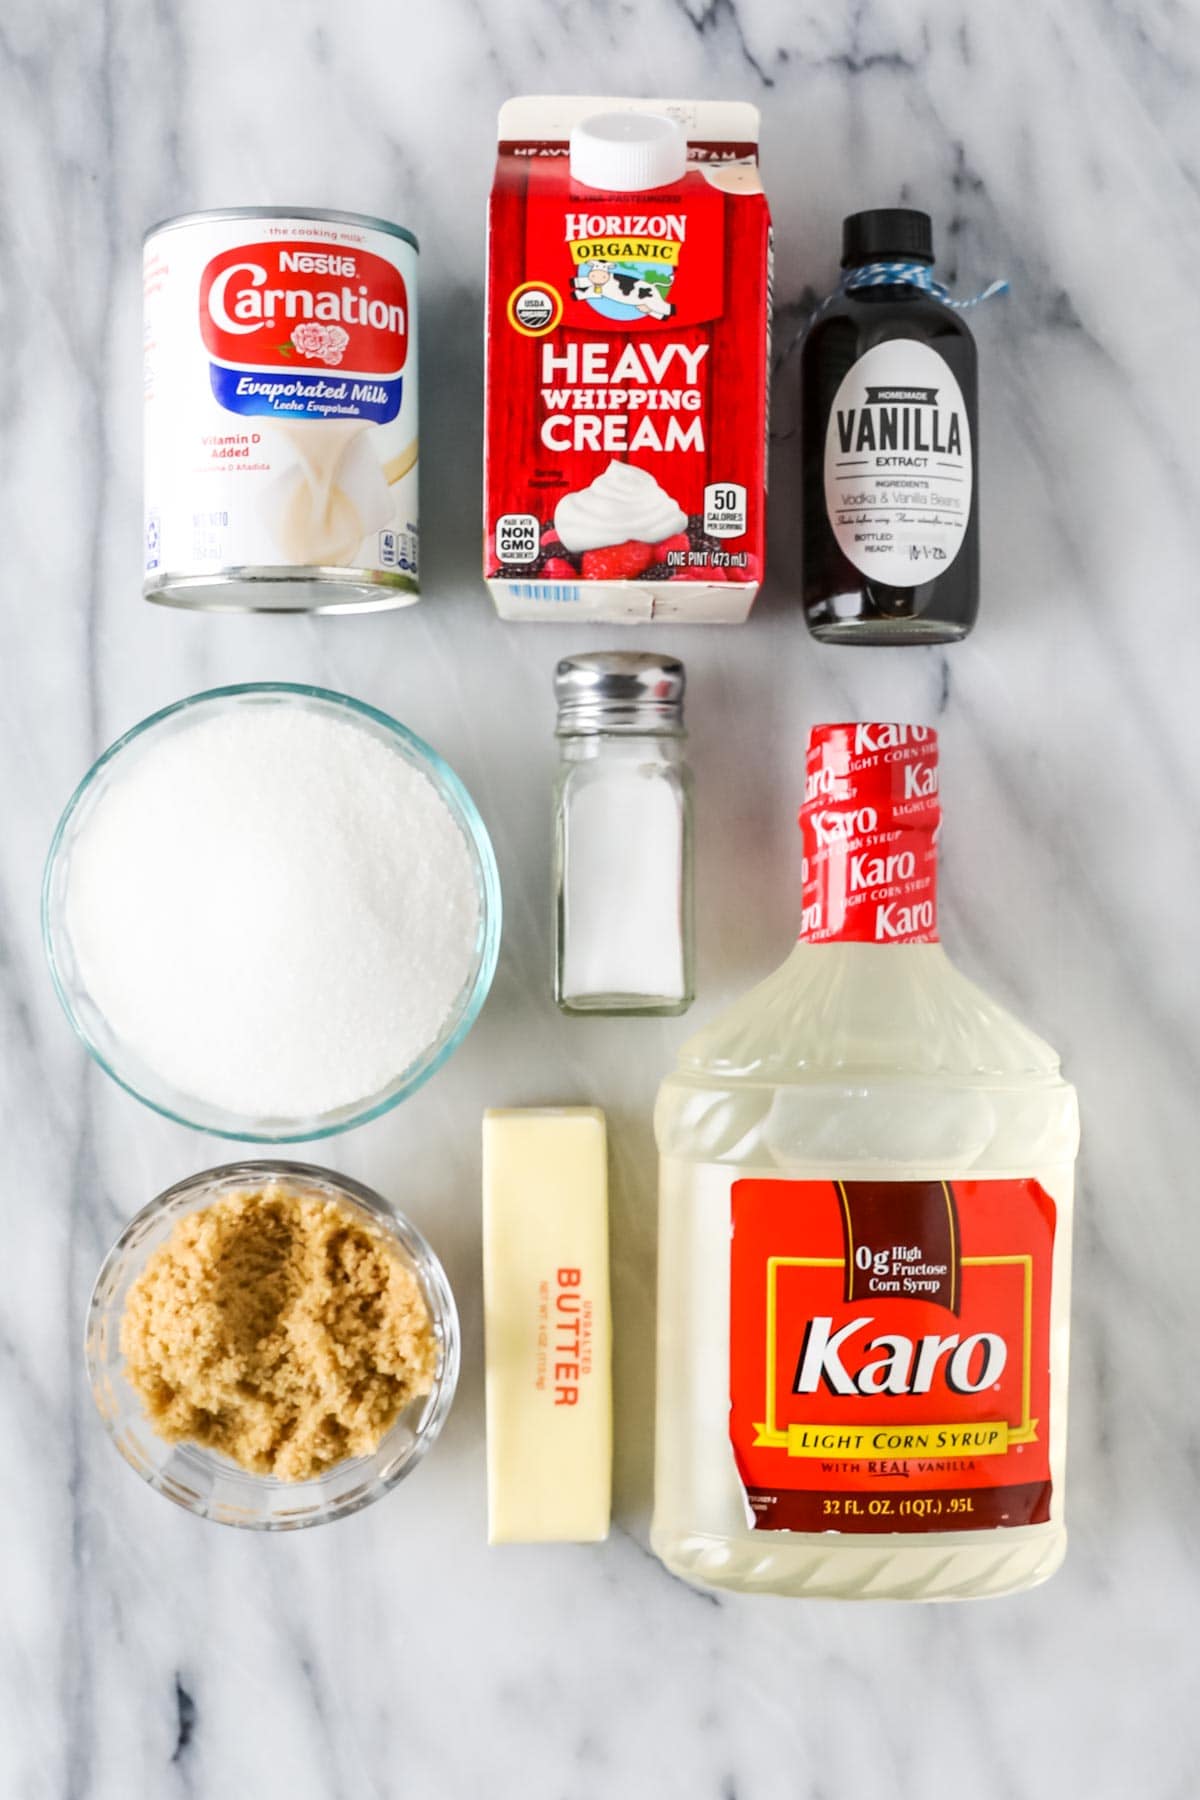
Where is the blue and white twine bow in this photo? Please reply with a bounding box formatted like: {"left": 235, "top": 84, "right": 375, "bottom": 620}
{"left": 841, "top": 260, "right": 1008, "bottom": 309}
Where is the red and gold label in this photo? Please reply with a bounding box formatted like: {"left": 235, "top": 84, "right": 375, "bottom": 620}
{"left": 729, "top": 1177, "right": 1055, "bottom": 1534}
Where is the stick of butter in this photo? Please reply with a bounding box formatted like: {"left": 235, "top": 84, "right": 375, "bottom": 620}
{"left": 482, "top": 1107, "right": 612, "bottom": 1544}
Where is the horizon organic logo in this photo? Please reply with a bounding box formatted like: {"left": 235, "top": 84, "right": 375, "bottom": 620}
{"left": 564, "top": 211, "right": 687, "bottom": 241}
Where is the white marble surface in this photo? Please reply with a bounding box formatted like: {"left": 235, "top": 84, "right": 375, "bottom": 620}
{"left": 2, "top": 2, "right": 1199, "bottom": 1795}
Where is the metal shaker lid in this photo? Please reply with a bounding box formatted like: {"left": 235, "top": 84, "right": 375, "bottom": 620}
{"left": 554, "top": 651, "right": 686, "bottom": 735}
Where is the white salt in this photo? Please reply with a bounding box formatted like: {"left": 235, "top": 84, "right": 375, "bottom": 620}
{"left": 65, "top": 704, "right": 483, "bottom": 1120}
{"left": 561, "top": 767, "right": 686, "bottom": 1002}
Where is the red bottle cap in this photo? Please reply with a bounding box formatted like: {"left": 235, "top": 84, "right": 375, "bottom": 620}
{"left": 800, "top": 722, "right": 940, "bottom": 945}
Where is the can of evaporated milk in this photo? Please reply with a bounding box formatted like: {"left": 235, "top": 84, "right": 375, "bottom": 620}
{"left": 143, "top": 208, "right": 419, "bottom": 612}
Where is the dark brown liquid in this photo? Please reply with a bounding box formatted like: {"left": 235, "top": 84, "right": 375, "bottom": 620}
{"left": 800, "top": 286, "right": 979, "bottom": 645}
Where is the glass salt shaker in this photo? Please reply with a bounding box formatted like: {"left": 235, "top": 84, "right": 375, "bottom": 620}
{"left": 553, "top": 652, "right": 694, "bottom": 1017}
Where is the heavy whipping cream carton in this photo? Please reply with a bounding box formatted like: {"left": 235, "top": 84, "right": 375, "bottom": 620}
{"left": 485, "top": 99, "right": 771, "bottom": 623}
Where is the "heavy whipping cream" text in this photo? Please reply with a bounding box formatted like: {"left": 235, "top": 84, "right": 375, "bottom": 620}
{"left": 539, "top": 340, "right": 709, "bottom": 453}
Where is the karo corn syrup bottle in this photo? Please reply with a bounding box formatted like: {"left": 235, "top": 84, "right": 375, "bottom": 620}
{"left": 653, "top": 723, "right": 1078, "bottom": 1600}
{"left": 801, "top": 210, "right": 981, "bottom": 644}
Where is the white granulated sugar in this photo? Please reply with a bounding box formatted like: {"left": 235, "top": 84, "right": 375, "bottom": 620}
{"left": 65, "top": 705, "right": 482, "bottom": 1119}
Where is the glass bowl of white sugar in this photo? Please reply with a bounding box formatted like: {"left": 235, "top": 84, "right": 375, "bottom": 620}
{"left": 43, "top": 684, "right": 501, "bottom": 1140}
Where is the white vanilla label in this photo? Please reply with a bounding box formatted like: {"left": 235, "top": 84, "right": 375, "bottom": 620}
{"left": 823, "top": 339, "right": 972, "bottom": 588}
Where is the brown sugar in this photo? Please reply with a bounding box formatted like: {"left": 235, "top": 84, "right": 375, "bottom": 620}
{"left": 120, "top": 1182, "right": 438, "bottom": 1481}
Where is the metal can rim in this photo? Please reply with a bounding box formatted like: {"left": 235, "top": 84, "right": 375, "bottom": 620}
{"left": 143, "top": 565, "right": 420, "bottom": 614}
{"left": 143, "top": 206, "right": 419, "bottom": 254}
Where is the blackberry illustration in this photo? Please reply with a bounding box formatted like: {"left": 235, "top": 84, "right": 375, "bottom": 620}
{"left": 686, "top": 514, "right": 721, "bottom": 555}
{"left": 541, "top": 534, "right": 583, "bottom": 566}
{"left": 636, "top": 561, "right": 677, "bottom": 581}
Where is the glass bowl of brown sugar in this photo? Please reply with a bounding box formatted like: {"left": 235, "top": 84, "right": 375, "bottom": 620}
{"left": 85, "top": 1160, "right": 460, "bottom": 1529}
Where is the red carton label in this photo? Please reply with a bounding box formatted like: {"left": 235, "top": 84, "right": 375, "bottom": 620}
{"left": 484, "top": 113, "right": 770, "bottom": 623}
{"left": 730, "top": 1177, "right": 1056, "bottom": 1534}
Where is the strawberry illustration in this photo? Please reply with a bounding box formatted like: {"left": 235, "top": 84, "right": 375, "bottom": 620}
{"left": 541, "top": 557, "right": 578, "bottom": 578}
{"left": 581, "top": 539, "right": 658, "bottom": 581}
{"left": 656, "top": 531, "right": 690, "bottom": 558}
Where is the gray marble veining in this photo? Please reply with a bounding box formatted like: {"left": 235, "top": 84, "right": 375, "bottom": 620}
{"left": 2, "top": 2, "right": 1199, "bottom": 1796}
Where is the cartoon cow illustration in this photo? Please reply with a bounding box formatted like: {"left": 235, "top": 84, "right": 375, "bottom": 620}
{"left": 571, "top": 260, "right": 675, "bottom": 319}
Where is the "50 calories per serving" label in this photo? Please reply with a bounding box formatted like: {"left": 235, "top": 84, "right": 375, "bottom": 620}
{"left": 823, "top": 339, "right": 972, "bottom": 588}
{"left": 729, "top": 1176, "right": 1055, "bottom": 1534}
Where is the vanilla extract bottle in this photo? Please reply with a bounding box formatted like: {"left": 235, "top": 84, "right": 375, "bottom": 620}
{"left": 801, "top": 210, "right": 981, "bottom": 644}
{"left": 652, "top": 723, "right": 1078, "bottom": 1600}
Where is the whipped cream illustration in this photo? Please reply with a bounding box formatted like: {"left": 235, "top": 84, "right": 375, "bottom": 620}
{"left": 554, "top": 461, "right": 687, "bottom": 554}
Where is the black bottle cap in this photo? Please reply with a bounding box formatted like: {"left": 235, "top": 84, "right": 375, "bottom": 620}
{"left": 842, "top": 209, "right": 934, "bottom": 268}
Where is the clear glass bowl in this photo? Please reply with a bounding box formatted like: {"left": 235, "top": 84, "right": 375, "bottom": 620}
{"left": 85, "top": 1161, "right": 461, "bottom": 1530}
{"left": 42, "top": 682, "right": 502, "bottom": 1142}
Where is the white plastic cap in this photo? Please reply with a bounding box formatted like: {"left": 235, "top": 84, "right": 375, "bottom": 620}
{"left": 569, "top": 111, "right": 688, "bottom": 193}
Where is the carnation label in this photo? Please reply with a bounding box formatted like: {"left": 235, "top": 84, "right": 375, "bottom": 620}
{"left": 144, "top": 209, "right": 420, "bottom": 611}
{"left": 823, "top": 338, "right": 972, "bottom": 589}
{"left": 729, "top": 1176, "right": 1056, "bottom": 1534}
{"left": 484, "top": 97, "right": 771, "bottom": 624}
